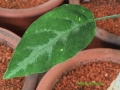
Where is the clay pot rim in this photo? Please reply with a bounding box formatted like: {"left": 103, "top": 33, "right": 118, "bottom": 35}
{"left": 0, "top": 0, "right": 64, "bottom": 18}
{"left": 36, "top": 48, "right": 120, "bottom": 90}
{"left": 95, "top": 27, "right": 120, "bottom": 46}
{"left": 0, "top": 27, "right": 21, "bottom": 49}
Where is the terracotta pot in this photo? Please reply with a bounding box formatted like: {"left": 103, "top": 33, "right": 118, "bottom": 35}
{"left": 69, "top": 0, "right": 80, "bottom": 4}
{"left": 0, "top": 27, "right": 26, "bottom": 89}
{"left": 0, "top": 27, "right": 38, "bottom": 90}
{"left": 36, "top": 48, "right": 120, "bottom": 90}
{"left": 22, "top": 72, "right": 46, "bottom": 90}
{"left": 0, "top": 0, "right": 64, "bottom": 29}
{"left": 95, "top": 27, "right": 120, "bottom": 46}
{"left": 0, "top": 27, "right": 20, "bottom": 49}
{"left": 69, "top": 0, "right": 120, "bottom": 46}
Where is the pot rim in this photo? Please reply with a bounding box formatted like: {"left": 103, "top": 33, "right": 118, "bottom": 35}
{"left": 95, "top": 27, "right": 120, "bottom": 46}
{"left": 0, "top": 0, "right": 64, "bottom": 18}
{"left": 36, "top": 48, "right": 120, "bottom": 90}
{"left": 0, "top": 27, "right": 21, "bottom": 49}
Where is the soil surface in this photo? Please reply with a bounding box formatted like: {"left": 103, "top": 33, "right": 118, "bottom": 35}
{"left": 81, "top": 0, "right": 120, "bottom": 36}
{"left": 0, "top": 42, "right": 24, "bottom": 90}
{"left": 53, "top": 61, "right": 120, "bottom": 90}
{"left": 0, "top": 0, "right": 48, "bottom": 9}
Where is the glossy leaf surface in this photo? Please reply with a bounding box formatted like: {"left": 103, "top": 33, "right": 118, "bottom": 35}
{"left": 4, "top": 4, "right": 96, "bottom": 79}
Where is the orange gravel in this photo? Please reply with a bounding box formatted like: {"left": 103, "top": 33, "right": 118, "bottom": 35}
{"left": 0, "top": 42, "right": 24, "bottom": 90}
{"left": 81, "top": 0, "right": 120, "bottom": 36}
{"left": 54, "top": 61, "right": 120, "bottom": 90}
{"left": 0, "top": 0, "right": 48, "bottom": 9}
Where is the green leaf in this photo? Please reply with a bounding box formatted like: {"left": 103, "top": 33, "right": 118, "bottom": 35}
{"left": 4, "top": 4, "right": 96, "bottom": 79}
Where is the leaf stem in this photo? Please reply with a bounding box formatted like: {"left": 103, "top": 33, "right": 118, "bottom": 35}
{"left": 94, "top": 14, "right": 120, "bottom": 21}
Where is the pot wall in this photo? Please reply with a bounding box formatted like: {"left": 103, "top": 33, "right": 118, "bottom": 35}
{"left": 0, "top": 27, "right": 20, "bottom": 49}
{"left": 0, "top": 0, "right": 64, "bottom": 29}
{"left": 69, "top": 0, "right": 80, "bottom": 4}
{"left": 95, "top": 27, "right": 120, "bottom": 46}
{"left": 36, "top": 48, "right": 120, "bottom": 90}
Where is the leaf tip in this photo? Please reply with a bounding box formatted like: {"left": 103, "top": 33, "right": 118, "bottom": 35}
{"left": 3, "top": 70, "right": 10, "bottom": 79}
{"left": 3, "top": 74, "right": 8, "bottom": 80}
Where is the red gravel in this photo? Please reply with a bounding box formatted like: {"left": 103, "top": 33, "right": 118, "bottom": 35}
{"left": 0, "top": 42, "right": 24, "bottom": 90}
{"left": 81, "top": 0, "right": 120, "bottom": 36}
{"left": 53, "top": 61, "right": 120, "bottom": 90}
{"left": 0, "top": 0, "right": 48, "bottom": 9}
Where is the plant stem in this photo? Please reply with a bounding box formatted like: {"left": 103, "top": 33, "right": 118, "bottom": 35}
{"left": 94, "top": 14, "right": 120, "bottom": 21}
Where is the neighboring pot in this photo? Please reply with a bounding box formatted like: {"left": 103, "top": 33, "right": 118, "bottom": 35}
{"left": 36, "top": 48, "right": 120, "bottom": 90}
{"left": 69, "top": 0, "right": 120, "bottom": 46}
{"left": 69, "top": 0, "right": 80, "bottom": 4}
{"left": 95, "top": 27, "right": 120, "bottom": 46}
{"left": 0, "top": 0, "right": 64, "bottom": 29}
{"left": 0, "top": 27, "right": 39, "bottom": 90}
{"left": 0, "top": 27, "right": 24, "bottom": 89}
{"left": 0, "top": 27, "right": 20, "bottom": 49}
{"left": 22, "top": 73, "right": 46, "bottom": 90}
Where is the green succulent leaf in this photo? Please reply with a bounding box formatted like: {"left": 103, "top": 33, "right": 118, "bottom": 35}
{"left": 4, "top": 4, "right": 96, "bottom": 79}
